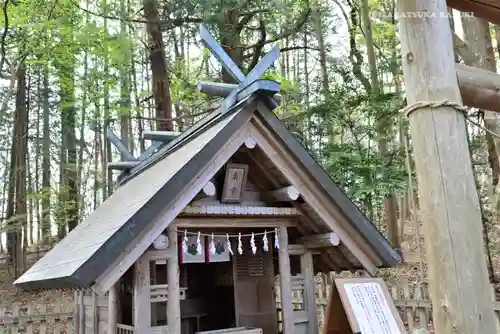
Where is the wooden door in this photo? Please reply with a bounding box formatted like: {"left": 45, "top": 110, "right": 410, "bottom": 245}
{"left": 233, "top": 248, "right": 278, "bottom": 334}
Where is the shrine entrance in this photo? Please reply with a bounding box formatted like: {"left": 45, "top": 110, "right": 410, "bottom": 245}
{"left": 176, "top": 229, "right": 279, "bottom": 334}
{"left": 178, "top": 261, "right": 236, "bottom": 332}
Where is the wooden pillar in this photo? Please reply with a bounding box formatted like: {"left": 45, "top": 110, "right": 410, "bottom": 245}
{"left": 397, "top": 1, "right": 496, "bottom": 333}
{"left": 167, "top": 227, "right": 181, "bottom": 333}
{"left": 75, "top": 291, "right": 85, "bottom": 334}
{"left": 91, "top": 292, "right": 98, "bottom": 333}
{"left": 108, "top": 283, "right": 119, "bottom": 334}
{"left": 278, "top": 226, "right": 294, "bottom": 334}
{"left": 134, "top": 253, "right": 151, "bottom": 332}
{"left": 300, "top": 251, "right": 318, "bottom": 334}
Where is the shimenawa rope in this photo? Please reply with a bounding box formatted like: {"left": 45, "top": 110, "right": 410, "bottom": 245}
{"left": 401, "top": 99, "right": 500, "bottom": 140}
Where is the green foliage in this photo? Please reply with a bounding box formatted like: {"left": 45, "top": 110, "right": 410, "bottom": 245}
{"left": 286, "top": 80, "right": 408, "bottom": 212}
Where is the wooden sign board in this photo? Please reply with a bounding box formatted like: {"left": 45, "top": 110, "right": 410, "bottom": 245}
{"left": 221, "top": 163, "right": 248, "bottom": 203}
{"left": 323, "top": 278, "right": 406, "bottom": 334}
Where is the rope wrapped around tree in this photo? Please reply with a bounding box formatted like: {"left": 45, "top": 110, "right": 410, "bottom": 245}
{"left": 401, "top": 98, "right": 497, "bottom": 283}
{"left": 401, "top": 99, "right": 500, "bottom": 139}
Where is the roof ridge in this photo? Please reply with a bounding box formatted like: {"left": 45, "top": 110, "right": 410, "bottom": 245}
{"left": 117, "top": 101, "right": 249, "bottom": 186}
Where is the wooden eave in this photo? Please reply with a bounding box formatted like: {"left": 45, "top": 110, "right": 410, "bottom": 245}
{"left": 447, "top": 0, "right": 500, "bottom": 25}
{"left": 250, "top": 103, "right": 401, "bottom": 266}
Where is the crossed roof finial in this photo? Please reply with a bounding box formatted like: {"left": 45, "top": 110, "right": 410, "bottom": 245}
{"left": 198, "top": 24, "right": 281, "bottom": 112}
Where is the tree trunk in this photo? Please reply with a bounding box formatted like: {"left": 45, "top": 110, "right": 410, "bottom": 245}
{"left": 120, "top": 0, "right": 131, "bottom": 153}
{"left": 58, "top": 35, "right": 79, "bottom": 235}
{"left": 219, "top": 10, "right": 244, "bottom": 84}
{"left": 397, "top": 0, "right": 497, "bottom": 332}
{"left": 144, "top": 0, "right": 173, "bottom": 131}
{"left": 360, "top": 0, "right": 399, "bottom": 248}
{"left": 6, "top": 65, "right": 28, "bottom": 277}
{"left": 34, "top": 67, "right": 41, "bottom": 247}
{"left": 311, "top": 2, "right": 329, "bottom": 97}
{"left": 461, "top": 17, "right": 500, "bottom": 217}
{"left": 41, "top": 64, "right": 51, "bottom": 245}
{"left": 131, "top": 46, "right": 145, "bottom": 153}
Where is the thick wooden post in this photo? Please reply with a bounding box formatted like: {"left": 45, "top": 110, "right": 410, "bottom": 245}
{"left": 134, "top": 253, "right": 151, "bottom": 332}
{"left": 300, "top": 251, "right": 318, "bottom": 334}
{"left": 278, "top": 226, "right": 294, "bottom": 334}
{"left": 108, "top": 283, "right": 119, "bottom": 334}
{"left": 167, "top": 227, "right": 181, "bottom": 333}
{"left": 397, "top": 1, "right": 496, "bottom": 333}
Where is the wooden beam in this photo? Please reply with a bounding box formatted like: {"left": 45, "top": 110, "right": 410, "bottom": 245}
{"left": 244, "top": 136, "right": 256, "bottom": 149}
{"left": 145, "top": 249, "right": 174, "bottom": 261}
{"left": 182, "top": 205, "right": 299, "bottom": 216}
{"left": 298, "top": 232, "right": 340, "bottom": 248}
{"left": 197, "top": 81, "right": 283, "bottom": 104}
{"left": 176, "top": 217, "right": 298, "bottom": 228}
{"left": 397, "top": 1, "right": 497, "bottom": 333}
{"left": 133, "top": 253, "right": 151, "bottom": 332}
{"left": 288, "top": 244, "right": 306, "bottom": 255}
{"left": 198, "top": 81, "right": 236, "bottom": 97}
{"left": 264, "top": 186, "right": 300, "bottom": 202}
{"left": 447, "top": 0, "right": 500, "bottom": 25}
{"left": 288, "top": 244, "right": 320, "bottom": 256}
{"left": 143, "top": 130, "right": 181, "bottom": 142}
{"left": 453, "top": 33, "right": 475, "bottom": 65}
{"left": 301, "top": 251, "right": 319, "bottom": 334}
{"left": 456, "top": 63, "right": 500, "bottom": 113}
{"left": 106, "top": 127, "right": 135, "bottom": 161}
{"left": 193, "top": 180, "right": 216, "bottom": 201}
{"left": 167, "top": 227, "right": 181, "bottom": 333}
{"left": 108, "top": 161, "right": 140, "bottom": 170}
{"left": 107, "top": 283, "right": 119, "bottom": 334}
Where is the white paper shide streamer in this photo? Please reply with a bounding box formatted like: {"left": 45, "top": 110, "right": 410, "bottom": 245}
{"left": 178, "top": 230, "right": 279, "bottom": 255}
{"left": 182, "top": 230, "right": 188, "bottom": 254}
{"left": 262, "top": 230, "right": 269, "bottom": 252}
{"left": 210, "top": 233, "right": 216, "bottom": 255}
{"left": 237, "top": 233, "right": 243, "bottom": 255}
{"left": 196, "top": 231, "right": 203, "bottom": 255}
{"left": 274, "top": 228, "right": 280, "bottom": 249}
{"left": 226, "top": 233, "right": 233, "bottom": 255}
{"left": 250, "top": 232, "right": 257, "bottom": 254}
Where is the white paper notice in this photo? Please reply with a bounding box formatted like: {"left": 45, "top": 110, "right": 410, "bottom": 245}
{"left": 343, "top": 283, "right": 402, "bottom": 334}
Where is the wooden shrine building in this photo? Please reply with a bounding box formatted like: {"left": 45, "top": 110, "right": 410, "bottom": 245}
{"left": 14, "top": 26, "right": 402, "bottom": 334}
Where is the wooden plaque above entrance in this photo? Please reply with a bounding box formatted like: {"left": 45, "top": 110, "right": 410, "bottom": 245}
{"left": 222, "top": 163, "right": 249, "bottom": 203}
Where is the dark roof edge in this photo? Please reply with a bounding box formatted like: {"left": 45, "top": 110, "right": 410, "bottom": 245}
{"left": 74, "top": 106, "right": 254, "bottom": 287}
{"left": 14, "top": 273, "right": 82, "bottom": 291}
{"left": 16, "top": 105, "right": 254, "bottom": 292}
{"left": 256, "top": 106, "right": 402, "bottom": 266}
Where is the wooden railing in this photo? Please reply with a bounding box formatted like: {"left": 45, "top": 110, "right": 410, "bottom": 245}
{"left": 116, "top": 323, "right": 135, "bottom": 334}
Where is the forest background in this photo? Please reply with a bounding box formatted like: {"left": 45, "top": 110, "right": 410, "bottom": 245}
{"left": 0, "top": 0, "right": 498, "bottom": 291}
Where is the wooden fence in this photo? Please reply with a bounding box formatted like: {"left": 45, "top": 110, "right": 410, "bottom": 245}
{"left": 311, "top": 276, "right": 434, "bottom": 331}
{"left": 1, "top": 277, "right": 497, "bottom": 333}
{"left": 0, "top": 298, "right": 75, "bottom": 334}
